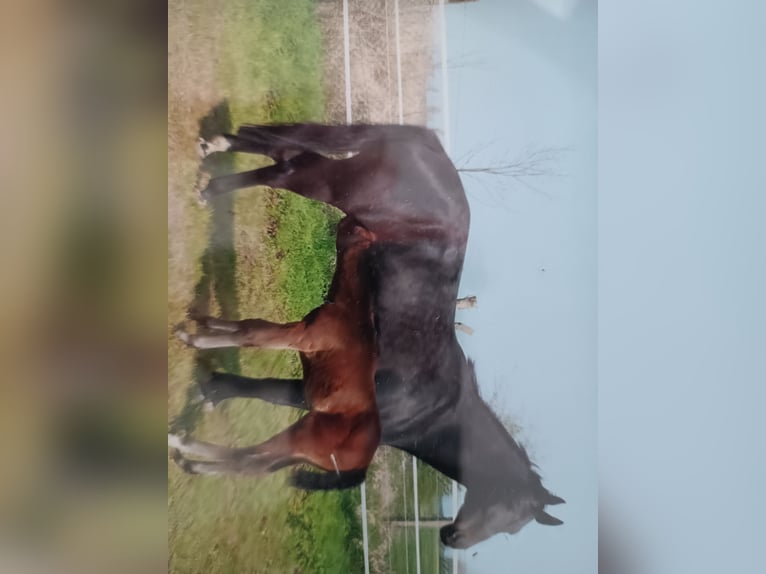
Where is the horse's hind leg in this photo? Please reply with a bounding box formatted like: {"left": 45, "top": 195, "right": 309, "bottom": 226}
{"left": 199, "top": 123, "right": 426, "bottom": 161}
{"left": 233, "top": 123, "right": 436, "bottom": 153}
{"left": 197, "top": 124, "right": 373, "bottom": 161}
{"left": 230, "top": 124, "right": 380, "bottom": 156}
{"left": 198, "top": 134, "right": 301, "bottom": 162}
{"left": 199, "top": 151, "right": 333, "bottom": 204}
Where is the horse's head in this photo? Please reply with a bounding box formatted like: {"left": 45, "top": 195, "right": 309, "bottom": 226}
{"left": 431, "top": 360, "right": 565, "bottom": 548}
{"left": 440, "top": 484, "right": 565, "bottom": 548}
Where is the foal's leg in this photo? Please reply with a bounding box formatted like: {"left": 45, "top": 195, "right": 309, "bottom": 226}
{"left": 168, "top": 416, "right": 315, "bottom": 476}
{"left": 170, "top": 446, "right": 289, "bottom": 476}
{"left": 168, "top": 432, "right": 291, "bottom": 476}
{"left": 169, "top": 412, "right": 373, "bottom": 477}
{"left": 175, "top": 315, "right": 328, "bottom": 352}
{"left": 200, "top": 371, "right": 307, "bottom": 409}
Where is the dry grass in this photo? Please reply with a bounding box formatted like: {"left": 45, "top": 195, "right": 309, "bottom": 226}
{"left": 317, "top": 0, "right": 436, "bottom": 124}
{"left": 167, "top": 0, "right": 220, "bottom": 422}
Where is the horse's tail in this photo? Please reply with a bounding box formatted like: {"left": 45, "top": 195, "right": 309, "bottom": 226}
{"left": 236, "top": 123, "right": 435, "bottom": 156}
{"left": 288, "top": 468, "right": 367, "bottom": 491}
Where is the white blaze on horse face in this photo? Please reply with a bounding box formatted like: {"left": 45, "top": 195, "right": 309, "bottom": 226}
{"left": 330, "top": 453, "right": 341, "bottom": 476}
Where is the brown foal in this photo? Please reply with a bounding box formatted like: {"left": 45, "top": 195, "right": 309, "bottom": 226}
{"left": 169, "top": 218, "right": 380, "bottom": 479}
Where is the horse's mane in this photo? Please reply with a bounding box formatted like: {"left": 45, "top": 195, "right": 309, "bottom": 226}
{"left": 464, "top": 357, "right": 541, "bottom": 479}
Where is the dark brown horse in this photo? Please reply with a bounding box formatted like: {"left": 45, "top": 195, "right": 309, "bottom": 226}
{"left": 187, "top": 123, "right": 564, "bottom": 548}
{"left": 169, "top": 218, "right": 380, "bottom": 480}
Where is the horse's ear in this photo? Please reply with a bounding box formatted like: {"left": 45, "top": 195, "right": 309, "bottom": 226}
{"left": 546, "top": 493, "right": 566, "bottom": 505}
{"left": 535, "top": 510, "right": 563, "bottom": 526}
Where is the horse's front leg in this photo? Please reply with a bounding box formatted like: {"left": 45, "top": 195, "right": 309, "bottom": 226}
{"left": 199, "top": 151, "right": 330, "bottom": 202}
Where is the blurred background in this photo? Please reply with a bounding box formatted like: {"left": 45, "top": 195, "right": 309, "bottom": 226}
{"left": 0, "top": 0, "right": 166, "bottom": 572}
{"left": 599, "top": 1, "right": 766, "bottom": 573}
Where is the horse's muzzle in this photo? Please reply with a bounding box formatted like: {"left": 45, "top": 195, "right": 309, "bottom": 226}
{"left": 440, "top": 523, "right": 464, "bottom": 548}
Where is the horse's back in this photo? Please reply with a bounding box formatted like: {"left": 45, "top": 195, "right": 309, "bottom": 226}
{"left": 336, "top": 129, "right": 470, "bottom": 246}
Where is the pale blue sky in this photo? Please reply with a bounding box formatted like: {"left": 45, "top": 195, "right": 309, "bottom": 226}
{"left": 598, "top": 1, "right": 766, "bottom": 573}
{"left": 429, "top": 0, "right": 597, "bottom": 572}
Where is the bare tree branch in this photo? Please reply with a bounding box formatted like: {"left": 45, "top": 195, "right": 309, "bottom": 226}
{"left": 456, "top": 145, "right": 569, "bottom": 179}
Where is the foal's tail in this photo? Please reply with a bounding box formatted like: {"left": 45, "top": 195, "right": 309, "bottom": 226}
{"left": 288, "top": 468, "right": 367, "bottom": 491}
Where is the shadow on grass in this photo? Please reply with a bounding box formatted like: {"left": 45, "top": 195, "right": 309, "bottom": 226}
{"left": 171, "top": 101, "right": 241, "bottom": 435}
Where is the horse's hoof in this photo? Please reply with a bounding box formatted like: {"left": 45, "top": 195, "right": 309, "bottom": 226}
{"left": 193, "top": 171, "right": 212, "bottom": 206}
{"left": 198, "top": 135, "right": 231, "bottom": 159}
{"left": 173, "top": 322, "right": 194, "bottom": 347}
{"left": 192, "top": 366, "right": 218, "bottom": 411}
{"left": 170, "top": 449, "right": 197, "bottom": 474}
{"left": 196, "top": 137, "right": 210, "bottom": 159}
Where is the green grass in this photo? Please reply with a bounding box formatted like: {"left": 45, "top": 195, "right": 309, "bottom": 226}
{"left": 390, "top": 527, "right": 444, "bottom": 574}
{"left": 217, "top": 0, "right": 326, "bottom": 128}
{"left": 286, "top": 489, "right": 364, "bottom": 574}
{"left": 270, "top": 193, "right": 343, "bottom": 320}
